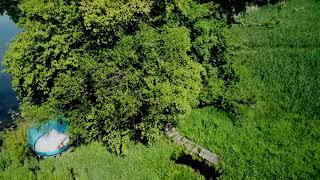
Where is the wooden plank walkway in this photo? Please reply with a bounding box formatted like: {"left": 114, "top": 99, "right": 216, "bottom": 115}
{"left": 165, "top": 123, "right": 219, "bottom": 165}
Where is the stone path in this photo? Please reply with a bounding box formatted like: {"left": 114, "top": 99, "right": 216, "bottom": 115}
{"left": 165, "top": 124, "right": 219, "bottom": 165}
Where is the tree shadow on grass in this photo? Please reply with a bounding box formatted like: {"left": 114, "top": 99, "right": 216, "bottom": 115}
{"left": 198, "top": 0, "right": 285, "bottom": 23}
{"left": 174, "top": 154, "right": 221, "bottom": 180}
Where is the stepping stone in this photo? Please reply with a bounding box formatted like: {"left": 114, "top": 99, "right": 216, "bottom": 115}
{"left": 165, "top": 124, "right": 219, "bottom": 165}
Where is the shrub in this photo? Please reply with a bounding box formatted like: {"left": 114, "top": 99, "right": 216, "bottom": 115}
{"left": 1, "top": 121, "right": 32, "bottom": 163}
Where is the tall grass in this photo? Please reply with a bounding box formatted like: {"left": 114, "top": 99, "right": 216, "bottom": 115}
{"left": 178, "top": 0, "right": 320, "bottom": 178}
{"left": 178, "top": 107, "right": 320, "bottom": 179}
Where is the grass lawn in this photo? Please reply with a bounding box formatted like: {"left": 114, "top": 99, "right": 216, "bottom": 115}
{"left": 178, "top": 0, "right": 320, "bottom": 179}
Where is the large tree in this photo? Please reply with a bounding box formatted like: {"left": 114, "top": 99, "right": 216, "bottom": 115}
{"left": 4, "top": 0, "right": 238, "bottom": 153}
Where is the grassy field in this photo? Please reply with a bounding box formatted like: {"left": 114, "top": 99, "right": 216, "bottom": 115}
{"left": 1, "top": 138, "right": 205, "bottom": 180}
{"left": 178, "top": 0, "right": 320, "bottom": 179}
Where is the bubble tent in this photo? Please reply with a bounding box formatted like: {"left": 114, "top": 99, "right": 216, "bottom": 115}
{"left": 27, "top": 117, "right": 70, "bottom": 157}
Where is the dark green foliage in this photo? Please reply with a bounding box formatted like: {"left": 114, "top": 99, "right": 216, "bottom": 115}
{"left": 4, "top": 0, "right": 236, "bottom": 153}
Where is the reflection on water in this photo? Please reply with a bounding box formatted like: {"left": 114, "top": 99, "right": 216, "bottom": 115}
{"left": 0, "top": 0, "right": 20, "bottom": 23}
{"left": 0, "top": 14, "right": 19, "bottom": 128}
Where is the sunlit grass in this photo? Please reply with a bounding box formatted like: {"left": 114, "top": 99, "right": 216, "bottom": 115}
{"left": 1, "top": 138, "right": 203, "bottom": 180}
{"left": 178, "top": 0, "right": 320, "bottom": 178}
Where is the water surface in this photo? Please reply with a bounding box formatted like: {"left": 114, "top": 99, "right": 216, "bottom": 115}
{"left": 0, "top": 14, "right": 19, "bottom": 127}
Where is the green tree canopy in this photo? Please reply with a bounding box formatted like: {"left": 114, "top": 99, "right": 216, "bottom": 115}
{"left": 4, "top": 0, "right": 239, "bottom": 153}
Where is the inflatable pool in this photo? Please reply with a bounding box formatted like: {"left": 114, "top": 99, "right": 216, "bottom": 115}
{"left": 28, "top": 117, "right": 69, "bottom": 157}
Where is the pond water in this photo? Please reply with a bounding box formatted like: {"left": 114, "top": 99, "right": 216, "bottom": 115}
{"left": 0, "top": 14, "right": 20, "bottom": 128}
